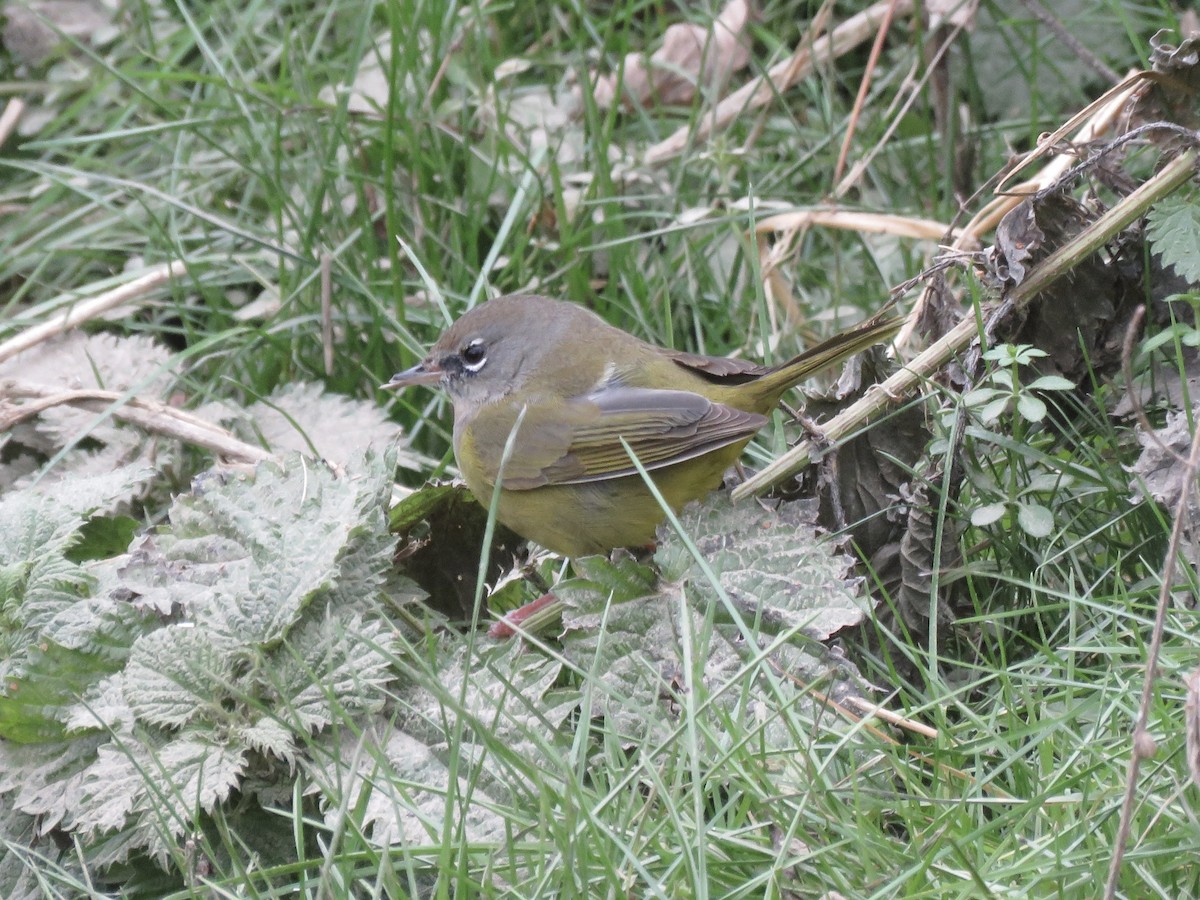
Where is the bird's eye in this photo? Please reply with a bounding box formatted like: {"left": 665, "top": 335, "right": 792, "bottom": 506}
{"left": 461, "top": 339, "right": 487, "bottom": 371}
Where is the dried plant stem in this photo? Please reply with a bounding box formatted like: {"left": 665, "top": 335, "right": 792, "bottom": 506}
{"left": 0, "top": 260, "right": 188, "bottom": 364}
{"left": 1103, "top": 395, "right": 1200, "bottom": 897}
{"left": 0, "top": 98, "right": 24, "bottom": 149}
{"left": 896, "top": 73, "right": 1142, "bottom": 347}
{"left": 321, "top": 252, "right": 334, "bottom": 376}
{"left": 831, "top": 0, "right": 900, "bottom": 186}
{"left": 733, "top": 148, "right": 1198, "bottom": 499}
{"left": 0, "top": 379, "right": 271, "bottom": 464}
{"left": 644, "top": 0, "right": 916, "bottom": 166}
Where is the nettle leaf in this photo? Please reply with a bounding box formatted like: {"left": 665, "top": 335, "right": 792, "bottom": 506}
{"left": 1147, "top": 192, "right": 1200, "bottom": 283}
{"left": 120, "top": 453, "right": 394, "bottom": 644}
{"left": 274, "top": 613, "right": 397, "bottom": 733}
{"left": 238, "top": 716, "right": 296, "bottom": 763}
{"left": 559, "top": 496, "right": 873, "bottom": 742}
{"left": 0, "top": 466, "right": 156, "bottom": 689}
{"left": 0, "top": 449, "right": 405, "bottom": 873}
{"left": 0, "top": 334, "right": 176, "bottom": 496}
{"left": 656, "top": 495, "right": 869, "bottom": 641}
{"left": 198, "top": 381, "right": 428, "bottom": 471}
{"left": 0, "top": 793, "right": 57, "bottom": 900}
{"left": 306, "top": 726, "right": 508, "bottom": 848}
{"left": 0, "top": 640, "right": 122, "bottom": 743}
{"left": 77, "top": 730, "right": 249, "bottom": 865}
{"left": 64, "top": 673, "right": 134, "bottom": 735}
{"left": 0, "top": 734, "right": 106, "bottom": 833}
{"left": 559, "top": 587, "right": 686, "bottom": 742}
{"left": 0, "top": 464, "right": 152, "bottom": 589}
{"left": 124, "top": 625, "right": 240, "bottom": 729}
{"left": 401, "top": 637, "right": 574, "bottom": 757}
{"left": 561, "top": 577, "right": 861, "bottom": 746}
{"left": 73, "top": 741, "right": 154, "bottom": 840}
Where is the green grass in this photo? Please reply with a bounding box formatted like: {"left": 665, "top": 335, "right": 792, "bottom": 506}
{"left": 2, "top": 0, "right": 1198, "bottom": 897}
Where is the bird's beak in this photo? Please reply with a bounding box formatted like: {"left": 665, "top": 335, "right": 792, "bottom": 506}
{"left": 380, "top": 359, "right": 443, "bottom": 390}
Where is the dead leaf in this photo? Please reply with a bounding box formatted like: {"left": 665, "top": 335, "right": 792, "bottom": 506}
{"left": 1129, "top": 410, "right": 1200, "bottom": 597}
{"left": 592, "top": 0, "right": 753, "bottom": 110}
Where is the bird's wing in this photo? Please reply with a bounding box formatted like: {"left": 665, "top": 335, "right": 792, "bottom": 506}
{"left": 465, "top": 387, "right": 766, "bottom": 490}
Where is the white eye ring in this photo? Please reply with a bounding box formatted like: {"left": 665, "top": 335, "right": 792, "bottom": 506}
{"left": 462, "top": 339, "right": 487, "bottom": 372}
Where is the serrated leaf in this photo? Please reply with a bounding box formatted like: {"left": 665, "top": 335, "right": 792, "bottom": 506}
{"left": 275, "top": 614, "right": 397, "bottom": 732}
{"left": 0, "top": 465, "right": 154, "bottom": 566}
{"left": 0, "top": 734, "right": 106, "bottom": 832}
{"left": 205, "top": 381, "right": 428, "bottom": 470}
{"left": 559, "top": 588, "right": 684, "bottom": 741}
{"left": 73, "top": 741, "right": 152, "bottom": 838}
{"left": 153, "top": 732, "right": 248, "bottom": 817}
{"left": 1147, "top": 193, "right": 1200, "bottom": 283}
{"left": 0, "top": 334, "right": 177, "bottom": 499}
{"left": 1016, "top": 502, "right": 1054, "bottom": 538}
{"left": 76, "top": 730, "right": 248, "bottom": 859}
{"left": 65, "top": 674, "right": 134, "bottom": 735}
{"left": 124, "top": 625, "right": 239, "bottom": 729}
{"left": 655, "top": 495, "right": 869, "bottom": 641}
{"left": 401, "top": 638, "right": 573, "bottom": 759}
{"left": 0, "top": 793, "right": 59, "bottom": 900}
{"left": 119, "top": 453, "right": 395, "bottom": 645}
{"left": 239, "top": 716, "right": 296, "bottom": 763}
{"left": 0, "top": 640, "right": 120, "bottom": 743}
{"left": 555, "top": 496, "right": 873, "bottom": 742}
{"left": 306, "top": 727, "right": 507, "bottom": 848}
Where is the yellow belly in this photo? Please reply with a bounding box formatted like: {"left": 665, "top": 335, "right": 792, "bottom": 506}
{"left": 465, "top": 442, "right": 747, "bottom": 556}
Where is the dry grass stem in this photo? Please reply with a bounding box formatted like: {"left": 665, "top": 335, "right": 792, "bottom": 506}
{"left": 644, "top": 0, "right": 917, "bottom": 166}
{"left": 733, "top": 148, "right": 1197, "bottom": 497}
{"left": 0, "top": 260, "right": 189, "bottom": 364}
{"left": 897, "top": 73, "right": 1143, "bottom": 346}
{"left": 1104, "top": 385, "right": 1200, "bottom": 898}
{"left": 0, "top": 98, "right": 24, "bottom": 149}
{"left": 831, "top": 0, "right": 901, "bottom": 185}
{"left": 0, "top": 378, "right": 271, "bottom": 464}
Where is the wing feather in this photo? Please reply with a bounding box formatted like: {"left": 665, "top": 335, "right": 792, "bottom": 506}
{"left": 466, "top": 386, "right": 766, "bottom": 490}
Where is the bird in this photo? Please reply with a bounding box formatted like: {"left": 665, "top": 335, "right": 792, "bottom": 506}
{"left": 384, "top": 293, "right": 899, "bottom": 556}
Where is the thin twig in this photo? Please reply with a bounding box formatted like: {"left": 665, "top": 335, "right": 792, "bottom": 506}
{"left": 0, "top": 261, "right": 188, "bottom": 364}
{"left": 831, "top": 0, "right": 899, "bottom": 186}
{"left": 320, "top": 252, "right": 334, "bottom": 376}
{"left": 733, "top": 148, "right": 1198, "bottom": 498}
{"left": 1103, "top": 394, "right": 1200, "bottom": 897}
{"left": 0, "top": 98, "right": 24, "bottom": 149}
{"left": 644, "top": 0, "right": 917, "bottom": 166}
{"left": 0, "top": 379, "right": 271, "bottom": 464}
